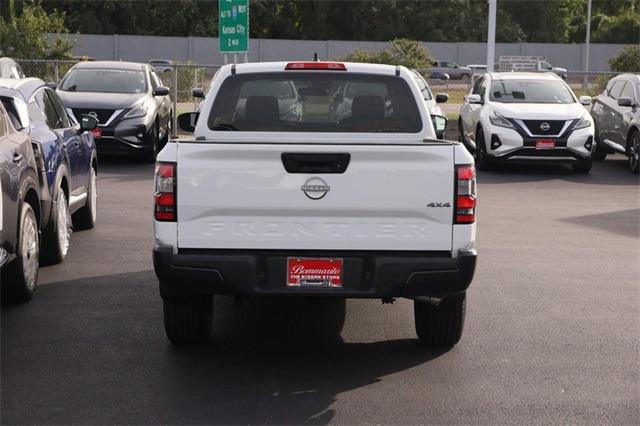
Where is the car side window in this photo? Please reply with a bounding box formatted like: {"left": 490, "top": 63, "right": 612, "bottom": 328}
{"left": 1, "top": 97, "right": 24, "bottom": 130}
{"left": 34, "top": 89, "right": 62, "bottom": 129}
{"left": 608, "top": 81, "right": 625, "bottom": 100}
{"left": 0, "top": 108, "right": 7, "bottom": 137}
{"left": 149, "top": 71, "right": 159, "bottom": 91}
{"left": 45, "top": 89, "right": 71, "bottom": 128}
{"left": 472, "top": 77, "right": 484, "bottom": 95}
{"left": 412, "top": 73, "right": 432, "bottom": 101}
{"left": 620, "top": 81, "right": 636, "bottom": 102}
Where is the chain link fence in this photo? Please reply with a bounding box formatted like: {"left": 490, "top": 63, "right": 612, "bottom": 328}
{"left": 14, "top": 59, "right": 621, "bottom": 138}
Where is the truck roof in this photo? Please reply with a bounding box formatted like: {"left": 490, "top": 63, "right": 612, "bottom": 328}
{"left": 488, "top": 72, "right": 561, "bottom": 81}
{"left": 72, "top": 60, "right": 147, "bottom": 71}
{"left": 229, "top": 61, "right": 402, "bottom": 76}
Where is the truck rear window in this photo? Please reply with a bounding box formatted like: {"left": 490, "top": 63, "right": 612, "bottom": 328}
{"left": 207, "top": 72, "right": 423, "bottom": 133}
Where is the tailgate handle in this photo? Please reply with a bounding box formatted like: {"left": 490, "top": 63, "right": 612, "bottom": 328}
{"left": 282, "top": 153, "right": 350, "bottom": 174}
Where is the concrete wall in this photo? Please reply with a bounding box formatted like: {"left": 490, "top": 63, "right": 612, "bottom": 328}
{"left": 55, "top": 34, "right": 631, "bottom": 71}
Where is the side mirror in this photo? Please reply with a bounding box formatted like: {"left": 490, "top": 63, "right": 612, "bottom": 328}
{"left": 192, "top": 87, "right": 205, "bottom": 99}
{"left": 45, "top": 82, "right": 57, "bottom": 90}
{"left": 80, "top": 114, "right": 98, "bottom": 131}
{"left": 467, "top": 94, "right": 482, "bottom": 104}
{"left": 153, "top": 86, "right": 170, "bottom": 97}
{"left": 429, "top": 71, "right": 450, "bottom": 81}
{"left": 435, "top": 93, "right": 449, "bottom": 104}
{"left": 579, "top": 96, "right": 592, "bottom": 106}
{"left": 178, "top": 112, "right": 200, "bottom": 133}
{"left": 617, "top": 97, "right": 634, "bottom": 107}
{"left": 431, "top": 114, "right": 448, "bottom": 139}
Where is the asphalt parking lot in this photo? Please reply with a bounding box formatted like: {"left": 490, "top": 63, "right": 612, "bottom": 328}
{"left": 1, "top": 155, "right": 638, "bottom": 424}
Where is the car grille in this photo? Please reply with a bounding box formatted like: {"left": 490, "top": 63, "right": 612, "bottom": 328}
{"left": 522, "top": 120, "right": 567, "bottom": 136}
{"left": 72, "top": 108, "right": 117, "bottom": 125}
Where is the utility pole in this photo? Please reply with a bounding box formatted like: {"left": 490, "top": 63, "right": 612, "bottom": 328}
{"left": 583, "top": 0, "right": 592, "bottom": 89}
{"left": 487, "top": 0, "right": 497, "bottom": 72}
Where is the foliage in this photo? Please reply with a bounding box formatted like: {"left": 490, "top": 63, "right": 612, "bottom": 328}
{"left": 0, "top": 2, "right": 74, "bottom": 59}
{"left": 28, "top": 0, "right": 638, "bottom": 44}
{"left": 608, "top": 46, "right": 640, "bottom": 72}
{"left": 343, "top": 39, "right": 434, "bottom": 68}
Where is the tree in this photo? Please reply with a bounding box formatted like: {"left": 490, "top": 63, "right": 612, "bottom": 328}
{"left": 0, "top": 2, "right": 74, "bottom": 59}
{"left": 343, "top": 38, "right": 434, "bottom": 68}
{"left": 609, "top": 45, "right": 640, "bottom": 72}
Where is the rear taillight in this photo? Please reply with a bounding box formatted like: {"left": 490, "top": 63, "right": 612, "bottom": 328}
{"left": 455, "top": 164, "right": 476, "bottom": 224}
{"left": 154, "top": 162, "right": 176, "bottom": 221}
{"left": 285, "top": 62, "right": 347, "bottom": 71}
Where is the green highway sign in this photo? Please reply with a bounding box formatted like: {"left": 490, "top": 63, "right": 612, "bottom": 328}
{"left": 219, "top": 0, "right": 249, "bottom": 53}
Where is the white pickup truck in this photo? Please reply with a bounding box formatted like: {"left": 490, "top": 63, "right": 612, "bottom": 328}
{"left": 153, "top": 61, "right": 477, "bottom": 346}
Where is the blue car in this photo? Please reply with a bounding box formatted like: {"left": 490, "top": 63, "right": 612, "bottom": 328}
{"left": 0, "top": 78, "right": 98, "bottom": 264}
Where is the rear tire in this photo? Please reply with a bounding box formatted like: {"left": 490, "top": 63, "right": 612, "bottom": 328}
{"left": 73, "top": 167, "right": 97, "bottom": 230}
{"left": 414, "top": 293, "right": 466, "bottom": 347}
{"left": 163, "top": 295, "right": 214, "bottom": 345}
{"left": 572, "top": 159, "right": 592, "bottom": 174}
{"left": 41, "top": 190, "right": 71, "bottom": 265}
{"left": 627, "top": 130, "right": 639, "bottom": 174}
{"left": 2, "top": 203, "right": 39, "bottom": 303}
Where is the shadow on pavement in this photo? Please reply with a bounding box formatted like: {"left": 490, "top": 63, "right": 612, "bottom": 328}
{"left": 1, "top": 271, "right": 445, "bottom": 425}
{"left": 561, "top": 208, "right": 640, "bottom": 238}
{"left": 478, "top": 157, "right": 639, "bottom": 186}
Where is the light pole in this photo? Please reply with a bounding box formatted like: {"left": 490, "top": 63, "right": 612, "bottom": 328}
{"left": 487, "top": 0, "right": 497, "bottom": 72}
{"left": 583, "top": 0, "right": 592, "bottom": 89}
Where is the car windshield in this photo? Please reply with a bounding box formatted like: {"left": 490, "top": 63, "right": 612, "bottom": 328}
{"left": 60, "top": 69, "right": 147, "bottom": 94}
{"left": 208, "top": 72, "right": 422, "bottom": 133}
{"left": 490, "top": 80, "right": 574, "bottom": 104}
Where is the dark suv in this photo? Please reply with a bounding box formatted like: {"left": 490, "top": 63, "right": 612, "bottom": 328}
{"left": 591, "top": 74, "right": 640, "bottom": 174}
{"left": 57, "top": 61, "right": 173, "bottom": 161}
{"left": 1, "top": 78, "right": 99, "bottom": 265}
{"left": 0, "top": 94, "right": 41, "bottom": 302}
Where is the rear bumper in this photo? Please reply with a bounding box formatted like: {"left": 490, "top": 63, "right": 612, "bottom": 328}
{"left": 153, "top": 247, "right": 477, "bottom": 299}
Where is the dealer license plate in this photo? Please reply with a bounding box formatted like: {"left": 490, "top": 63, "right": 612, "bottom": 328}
{"left": 287, "top": 258, "right": 343, "bottom": 288}
{"left": 535, "top": 139, "right": 555, "bottom": 150}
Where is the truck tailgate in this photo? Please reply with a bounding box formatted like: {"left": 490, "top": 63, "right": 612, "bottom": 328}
{"left": 176, "top": 142, "right": 454, "bottom": 251}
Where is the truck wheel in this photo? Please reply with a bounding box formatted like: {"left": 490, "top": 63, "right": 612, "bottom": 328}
{"left": 414, "top": 293, "right": 465, "bottom": 347}
{"left": 572, "top": 159, "right": 592, "bottom": 174}
{"left": 73, "top": 167, "right": 97, "bottom": 230}
{"left": 41, "top": 190, "right": 71, "bottom": 265}
{"left": 163, "top": 296, "right": 214, "bottom": 344}
{"left": 2, "top": 203, "right": 39, "bottom": 303}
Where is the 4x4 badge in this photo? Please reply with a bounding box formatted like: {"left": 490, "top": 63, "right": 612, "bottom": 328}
{"left": 427, "top": 202, "right": 451, "bottom": 208}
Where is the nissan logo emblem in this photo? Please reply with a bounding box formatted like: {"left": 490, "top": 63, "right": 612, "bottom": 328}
{"left": 540, "top": 122, "right": 551, "bottom": 132}
{"left": 301, "top": 177, "right": 330, "bottom": 200}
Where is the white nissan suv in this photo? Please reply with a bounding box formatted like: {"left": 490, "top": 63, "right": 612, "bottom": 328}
{"left": 459, "top": 72, "right": 595, "bottom": 173}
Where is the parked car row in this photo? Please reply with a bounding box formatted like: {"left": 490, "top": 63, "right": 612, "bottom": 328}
{"left": 1, "top": 56, "right": 177, "bottom": 302}
{"left": 0, "top": 81, "right": 99, "bottom": 301}
{"left": 458, "top": 71, "right": 639, "bottom": 174}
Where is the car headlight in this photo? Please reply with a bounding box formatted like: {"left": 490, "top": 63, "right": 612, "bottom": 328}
{"left": 124, "top": 104, "right": 148, "bottom": 119}
{"left": 489, "top": 111, "right": 514, "bottom": 128}
{"left": 573, "top": 115, "right": 592, "bottom": 130}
